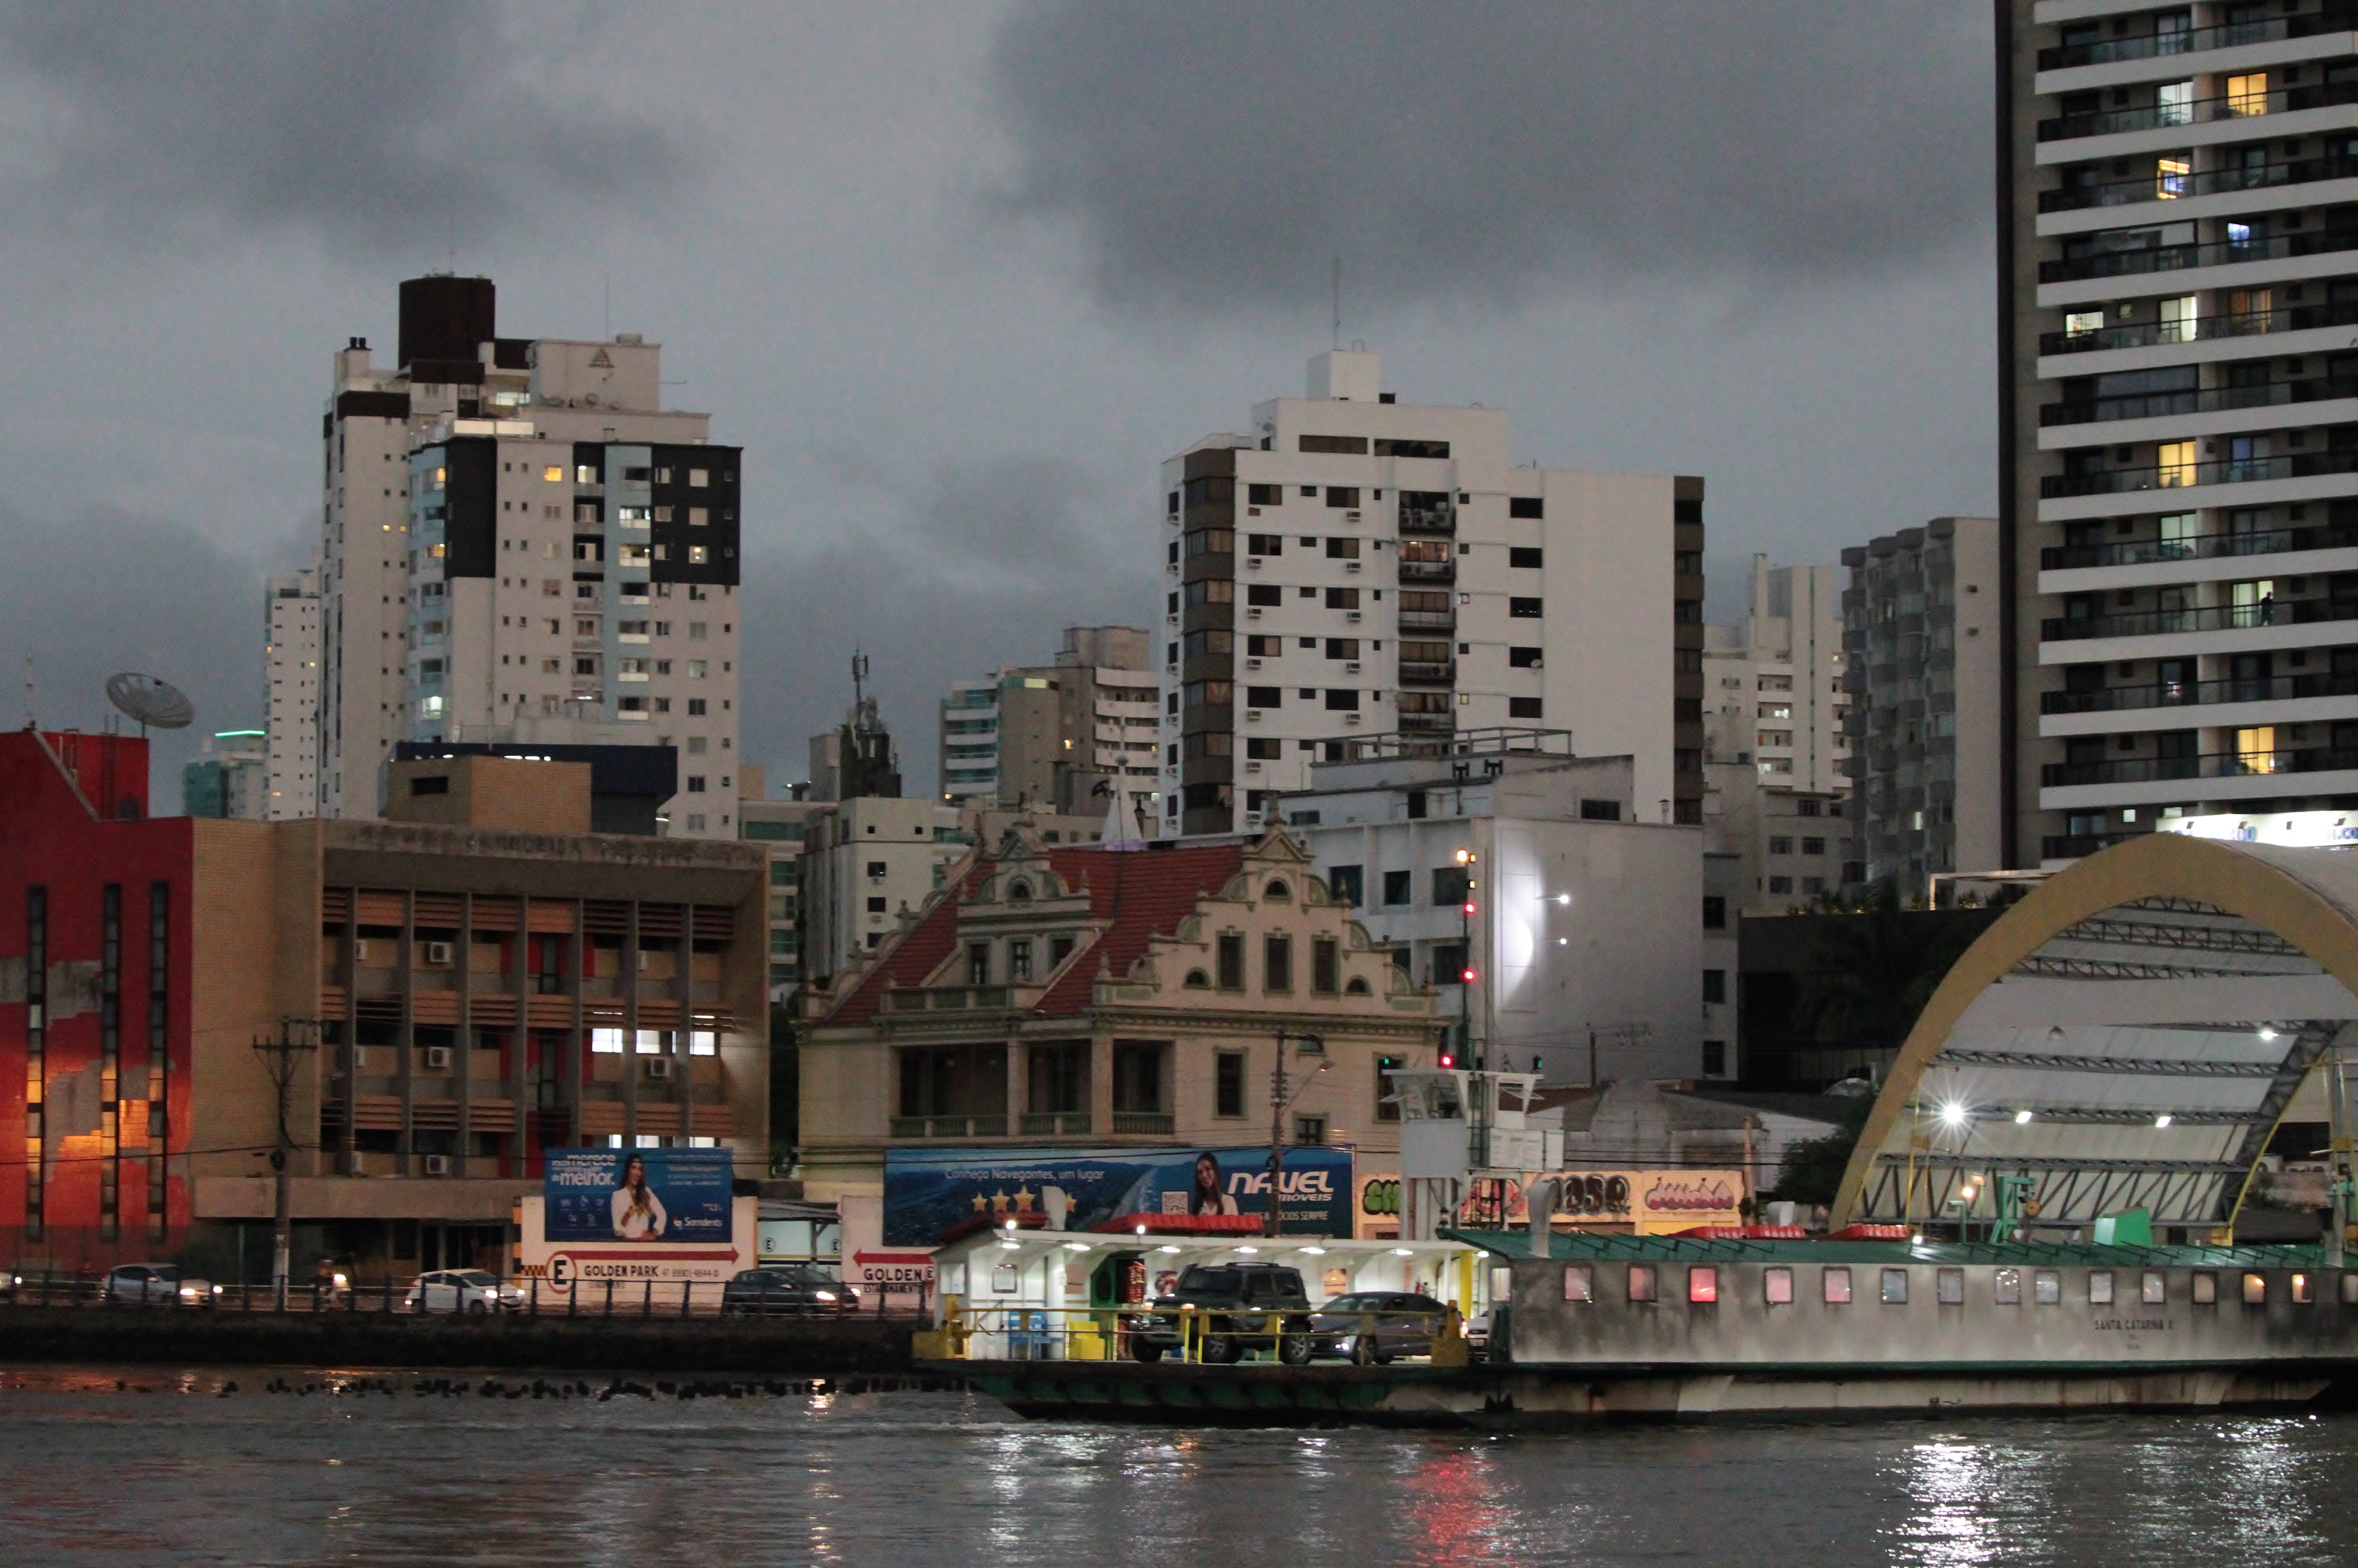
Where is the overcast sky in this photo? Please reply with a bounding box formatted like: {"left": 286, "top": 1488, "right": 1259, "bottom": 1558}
{"left": 0, "top": 0, "right": 1996, "bottom": 801}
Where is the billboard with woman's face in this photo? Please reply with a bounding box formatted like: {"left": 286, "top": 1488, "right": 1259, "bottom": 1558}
{"left": 544, "top": 1148, "right": 734, "bottom": 1243}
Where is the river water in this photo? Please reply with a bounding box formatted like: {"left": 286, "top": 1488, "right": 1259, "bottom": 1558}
{"left": 2, "top": 1367, "right": 2356, "bottom": 1565}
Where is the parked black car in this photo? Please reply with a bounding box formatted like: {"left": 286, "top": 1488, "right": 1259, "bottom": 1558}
{"left": 1130, "top": 1263, "right": 1315, "bottom": 1364}
{"left": 720, "top": 1266, "right": 860, "bottom": 1316}
{"left": 1307, "top": 1291, "right": 1449, "bottom": 1365}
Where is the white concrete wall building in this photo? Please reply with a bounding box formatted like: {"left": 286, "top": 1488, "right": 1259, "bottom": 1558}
{"left": 1160, "top": 351, "right": 1704, "bottom": 838}
{"left": 1702, "top": 555, "right": 1855, "bottom": 908}
{"left": 314, "top": 275, "right": 742, "bottom": 838}
{"left": 1281, "top": 745, "right": 1710, "bottom": 1084}
{"left": 801, "top": 796, "right": 968, "bottom": 989}
{"left": 263, "top": 564, "right": 321, "bottom": 819}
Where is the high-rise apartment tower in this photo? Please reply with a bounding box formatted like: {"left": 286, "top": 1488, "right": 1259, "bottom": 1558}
{"left": 1159, "top": 351, "right": 1703, "bottom": 837}
{"left": 2003, "top": 4, "right": 2358, "bottom": 862}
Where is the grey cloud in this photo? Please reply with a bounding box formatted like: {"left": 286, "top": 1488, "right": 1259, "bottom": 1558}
{"left": 0, "top": 503, "right": 278, "bottom": 802}
{"left": 990, "top": 0, "right": 1991, "bottom": 311}
{"left": 0, "top": 1, "right": 684, "bottom": 251}
{"left": 740, "top": 453, "right": 1153, "bottom": 792}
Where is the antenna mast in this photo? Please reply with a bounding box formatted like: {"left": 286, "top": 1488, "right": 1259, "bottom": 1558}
{"left": 1331, "top": 256, "right": 1342, "bottom": 350}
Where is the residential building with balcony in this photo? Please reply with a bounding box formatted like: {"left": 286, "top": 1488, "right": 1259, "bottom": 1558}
{"left": 1157, "top": 350, "right": 1703, "bottom": 838}
{"left": 0, "top": 730, "right": 767, "bottom": 1278}
{"left": 1701, "top": 555, "right": 1854, "bottom": 907}
{"left": 796, "top": 826, "right": 1442, "bottom": 1253}
{"left": 1842, "top": 518, "right": 2005, "bottom": 895}
{"left": 181, "top": 731, "right": 268, "bottom": 821}
{"left": 311, "top": 274, "right": 742, "bottom": 839}
{"left": 938, "top": 626, "right": 1160, "bottom": 812}
{"left": 2004, "top": 0, "right": 2358, "bottom": 862}
{"left": 1278, "top": 738, "right": 1715, "bottom": 1082}
{"left": 264, "top": 564, "right": 320, "bottom": 819}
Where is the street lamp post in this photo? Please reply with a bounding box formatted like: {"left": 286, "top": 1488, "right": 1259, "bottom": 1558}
{"left": 252, "top": 1018, "right": 320, "bottom": 1307}
{"left": 1266, "top": 1030, "right": 1329, "bottom": 1240}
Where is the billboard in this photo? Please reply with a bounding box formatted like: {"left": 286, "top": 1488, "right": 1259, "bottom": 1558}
{"left": 544, "top": 1148, "right": 735, "bottom": 1244}
{"left": 882, "top": 1145, "right": 1354, "bottom": 1246}
{"left": 1447, "top": 1169, "right": 1746, "bottom": 1234}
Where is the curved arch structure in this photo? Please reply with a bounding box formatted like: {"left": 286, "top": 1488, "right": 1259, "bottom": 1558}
{"left": 1834, "top": 834, "right": 2358, "bottom": 1232}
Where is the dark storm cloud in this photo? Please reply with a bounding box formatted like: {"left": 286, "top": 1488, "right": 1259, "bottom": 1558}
{"left": 740, "top": 452, "right": 1152, "bottom": 790}
{"left": 0, "top": 1, "right": 683, "bottom": 250}
{"left": 990, "top": 0, "right": 1992, "bottom": 310}
{"left": 0, "top": 504, "right": 275, "bottom": 797}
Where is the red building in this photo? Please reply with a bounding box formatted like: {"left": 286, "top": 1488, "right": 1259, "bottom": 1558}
{"left": 0, "top": 733, "right": 771, "bottom": 1279}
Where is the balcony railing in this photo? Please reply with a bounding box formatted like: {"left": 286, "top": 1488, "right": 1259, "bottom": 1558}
{"left": 1398, "top": 609, "right": 1458, "bottom": 632}
{"left": 2038, "top": 9, "right": 2358, "bottom": 71}
{"left": 2042, "top": 832, "right": 2147, "bottom": 859}
{"left": 2042, "top": 376, "right": 2358, "bottom": 427}
{"left": 889, "top": 1114, "right": 1009, "bottom": 1139}
{"left": 2040, "top": 449, "right": 2358, "bottom": 499}
{"left": 2041, "top": 523, "right": 2358, "bottom": 570}
{"left": 2040, "top": 154, "right": 2358, "bottom": 216}
{"left": 2038, "top": 79, "right": 2358, "bottom": 142}
{"left": 879, "top": 985, "right": 1012, "bottom": 1012}
{"left": 2042, "top": 746, "right": 2358, "bottom": 788}
{"left": 2042, "top": 298, "right": 2358, "bottom": 356}
{"left": 1018, "top": 1111, "right": 1092, "bottom": 1136}
{"left": 1111, "top": 1111, "right": 1175, "bottom": 1135}
{"left": 1398, "top": 659, "right": 1458, "bottom": 684}
{"left": 1398, "top": 711, "right": 1456, "bottom": 734}
{"left": 2040, "top": 226, "right": 2358, "bottom": 286}
{"left": 1397, "top": 558, "right": 1457, "bottom": 583}
{"left": 2043, "top": 596, "right": 2358, "bottom": 641}
{"left": 2041, "top": 670, "right": 2358, "bottom": 714}
{"left": 1398, "top": 505, "right": 1457, "bottom": 535}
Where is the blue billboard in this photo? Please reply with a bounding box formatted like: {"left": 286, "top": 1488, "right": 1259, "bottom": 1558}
{"left": 544, "top": 1148, "right": 734, "bottom": 1244}
{"left": 883, "top": 1145, "right": 1354, "bottom": 1246}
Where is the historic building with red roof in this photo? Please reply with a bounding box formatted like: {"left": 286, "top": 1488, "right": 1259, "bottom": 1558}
{"left": 798, "top": 825, "right": 1441, "bottom": 1244}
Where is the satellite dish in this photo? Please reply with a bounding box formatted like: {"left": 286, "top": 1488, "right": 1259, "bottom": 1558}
{"left": 105, "top": 672, "right": 194, "bottom": 733}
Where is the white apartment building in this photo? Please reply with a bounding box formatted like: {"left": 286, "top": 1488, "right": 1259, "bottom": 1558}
{"left": 1701, "top": 555, "right": 1855, "bottom": 907}
{"left": 1281, "top": 743, "right": 1712, "bottom": 1083}
{"left": 264, "top": 564, "right": 321, "bottom": 820}
{"left": 315, "top": 274, "right": 742, "bottom": 837}
{"left": 801, "top": 797, "right": 969, "bottom": 988}
{"left": 938, "top": 626, "right": 1159, "bottom": 812}
{"left": 1159, "top": 351, "right": 1703, "bottom": 838}
{"left": 2004, "top": 4, "right": 2358, "bottom": 864}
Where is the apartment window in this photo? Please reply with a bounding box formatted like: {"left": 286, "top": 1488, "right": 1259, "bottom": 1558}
{"left": 1508, "top": 697, "right": 1543, "bottom": 719}
{"left": 1247, "top": 535, "right": 1283, "bottom": 557}
{"left": 1768, "top": 836, "right": 1793, "bottom": 854}
{"left": 1375, "top": 1054, "right": 1404, "bottom": 1121}
{"left": 866, "top": 860, "right": 888, "bottom": 877}
{"left": 1247, "top": 584, "right": 1283, "bottom": 606}
{"left": 1326, "top": 587, "right": 1360, "bottom": 609}
{"left": 1216, "top": 1052, "right": 1246, "bottom": 1117}
{"left": 1264, "top": 934, "right": 1293, "bottom": 993}
{"left": 1703, "top": 969, "right": 1726, "bottom": 1004}
{"left": 1433, "top": 866, "right": 1470, "bottom": 906}
{"left": 1509, "top": 497, "right": 1544, "bottom": 519}
{"left": 1382, "top": 869, "right": 1412, "bottom": 906}
{"left": 1247, "top": 484, "right": 1283, "bottom": 507}
{"left": 1217, "top": 932, "right": 1246, "bottom": 990}
{"left": 1325, "top": 689, "right": 1360, "bottom": 711}
{"left": 865, "top": 896, "right": 887, "bottom": 913}
{"left": 1009, "top": 939, "right": 1032, "bottom": 982}
{"left": 1509, "top": 597, "right": 1543, "bottom": 618}
{"left": 1325, "top": 638, "right": 1360, "bottom": 660}
{"left": 1293, "top": 1114, "right": 1328, "bottom": 1145}
{"left": 1510, "top": 646, "right": 1542, "bottom": 668}
{"left": 1325, "top": 865, "right": 1363, "bottom": 906}
{"left": 1702, "top": 896, "right": 1726, "bottom": 929}
{"left": 1509, "top": 547, "right": 1543, "bottom": 569}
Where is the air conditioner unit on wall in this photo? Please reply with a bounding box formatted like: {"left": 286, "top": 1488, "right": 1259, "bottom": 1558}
{"left": 422, "top": 1045, "right": 453, "bottom": 1070}
{"left": 423, "top": 1154, "right": 452, "bottom": 1176}
{"left": 422, "top": 940, "right": 453, "bottom": 965}
{"left": 644, "top": 1057, "right": 676, "bottom": 1081}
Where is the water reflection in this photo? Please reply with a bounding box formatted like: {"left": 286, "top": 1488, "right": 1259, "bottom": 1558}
{"left": 2, "top": 1374, "right": 2358, "bottom": 1566}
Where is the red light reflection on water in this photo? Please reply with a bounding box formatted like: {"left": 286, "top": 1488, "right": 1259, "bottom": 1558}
{"left": 1401, "top": 1445, "right": 1517, "bottom": 1567}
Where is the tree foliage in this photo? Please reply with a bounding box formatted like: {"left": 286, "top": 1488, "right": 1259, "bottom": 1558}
{"left": 1793, "top": 881, "right": 1986, "bottom": 1049}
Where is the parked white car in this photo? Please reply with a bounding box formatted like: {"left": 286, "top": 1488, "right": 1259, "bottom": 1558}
{"left": 103, "top": 1263, "right": 219, "bottom": 1307}
{"left": 403, "top": 1269, "right": 524, "bottom": 1315}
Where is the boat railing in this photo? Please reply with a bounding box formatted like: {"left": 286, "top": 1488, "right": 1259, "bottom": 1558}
{"left": 914, "top": 1297, "right": 1469, "bottom": 1366}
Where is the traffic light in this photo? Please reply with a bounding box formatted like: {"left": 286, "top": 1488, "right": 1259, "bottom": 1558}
{"left": 1461, "top": 967, "right": 1477, "bottom": 984}
{"left": 1438, "top": 1049, "right": 1455, "bottom": 1069}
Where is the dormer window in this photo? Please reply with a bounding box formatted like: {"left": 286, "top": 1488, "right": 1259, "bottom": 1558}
{"left": 1049, "top": 936, "right": 1074, "bottom": 970}
{"left": 1008, "top": 880, "right": 1033, "bottom": 904}
{"left": 1264, "top": 878, "right": 1292, "bottom": 902}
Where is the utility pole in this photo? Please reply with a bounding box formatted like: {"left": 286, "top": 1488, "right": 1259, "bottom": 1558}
{"left": 1266, "top": 1030, "right": 1329, "bottom": 1240}
{"left": 252, "top": 1018, "right": 319, "bottom": 1306}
